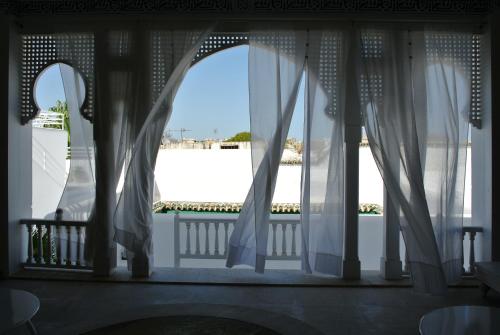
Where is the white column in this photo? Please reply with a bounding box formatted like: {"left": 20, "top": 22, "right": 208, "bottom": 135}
{"left": 4, "top": 17, "right": 31, "bottom": 276}
{"left": 342, "top": 33, "right": 361, "bottom": 280}
{"left": 343, "top": 125, "right": 361, "bottom": 279}
{"left": 92, "top": 30, "right": 117, "bottom": 276}
{"left": 380, "top": 189, "right": 402, "bottom": 279}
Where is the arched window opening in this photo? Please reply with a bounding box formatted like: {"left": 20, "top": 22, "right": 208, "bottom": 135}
{"left": 31, "top": 62, "right": 88, "bottom": 220}
{"left": 142, "top": 44, "right": 305, "bottom": 270}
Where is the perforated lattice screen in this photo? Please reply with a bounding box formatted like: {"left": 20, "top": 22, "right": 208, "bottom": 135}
{"left": 471, "top": 34, "right": 482, "bottom": 128}
{"left": 193, "top": 32, "right": 248, "bottom": 65}
{"left": 21, "top": 33, "right": 95, "bottom": 125}
{"left": 360, "top": 32, "right": 384, "bottom": 111}
{"left": 317, "top": 32, "right": 342, "bottom": 118}
{"left": 360, "top": 31, "right": 481, "bottom": 128}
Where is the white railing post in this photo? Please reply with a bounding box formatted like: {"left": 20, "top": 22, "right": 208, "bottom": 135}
{"left": 173, "top": 211, "right": 180, "bottom": 267}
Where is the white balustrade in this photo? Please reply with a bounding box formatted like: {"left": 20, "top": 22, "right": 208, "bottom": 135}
{"left": 173, "top": 213, "right": 301, "bottom": 266}
{"left": 20, "top": 219, "right": 91, "bottom": 270}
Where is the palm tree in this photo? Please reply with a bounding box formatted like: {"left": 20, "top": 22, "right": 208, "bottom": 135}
{"left": 48, "top": 100, "right": 70, "bottom": 147}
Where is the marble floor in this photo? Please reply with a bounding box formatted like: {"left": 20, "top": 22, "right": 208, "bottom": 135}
{"left": 1, "top": 278, "right": 499, "bottom": 335}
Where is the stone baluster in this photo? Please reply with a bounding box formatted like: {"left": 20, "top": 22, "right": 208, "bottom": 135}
{"left": 204, "top": 222, "right": 210, "bottom": 255}
{"left": 272, "top": 223, "right": 278, "bottom": 256}
{"left": 281, "top": 223, "right": 287, "bottom": 256}
{"left": 76, "top": 226, "right": 82, "bottom": 266}
{"left": 291, "top": 222, "right": 297, "bottom": 256}
{"left": 46, "top": 224, "right": 52, "bottom": 265}
{"left": 461, "top": 230, "right": 466, "bottom": 274}
{"left": 214, "top": 222, "right": 220, "bottom": 256}
{"left": 56, "top": 225, "right": 62, "bottom": 265}
{"left": 185, "top": 222, "right": 192, "bottom": 255}
{"left": 55, "top": 209, "right": 63, "bottom": 266}
{"left": 26, "top": 223, "right": 34, "bottom": 264}
{"left": 65, "top": 226, "right": 72, "bottom": 266}
{"left": 469, "top": 231, "right": 477, "bottom": 274}
{"left": 174, "top": 212, "right": 180, "bottom": 267}
{"left": 36, "top": 223, "right": 43, "bottom": 264}
{"left": 223, "top": 222, "right": 229, "bottom": 256}
{"left": 195, "top": 222, "right": 201, "bottom": 255}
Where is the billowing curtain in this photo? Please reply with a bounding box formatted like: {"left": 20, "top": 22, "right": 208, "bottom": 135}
{"left": 52, "top": 35, "right": 96, "bottom": 266}
{"left": 226, "top": 31, "right": 307, "bottom": 272}
{"left": 113, "top": 29, "right": 212, "bottom": 274}
{"left": 361, "top": 27, "right": 471, "bottom": 294}
{"left": 55, "top": 36, "right": 96, "bottom": 222}
{"left": 301, "top": 30, "right": 348, "bottom": 276}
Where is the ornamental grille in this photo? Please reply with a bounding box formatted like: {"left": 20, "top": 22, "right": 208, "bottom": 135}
{"left": 360, "top": 32, "right": 384, "bottom": 113}
{"left": 471, "top": 34, "right": 482, "bottom": 128}
{"left": 192, "top": 32, "right": 248, "bottom": 65}
{"left": 317, "top": 31, "right": 342, "bottom": 119}
{"left": 21, "top": 33, "right": 94, "bottom": 125}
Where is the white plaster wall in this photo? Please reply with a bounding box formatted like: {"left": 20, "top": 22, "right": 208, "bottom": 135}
{"left": 32, "top": 127, "right": 68, "bottom": 219}
{"left": 154, "top": 147, "right": 471, "bottom": 213}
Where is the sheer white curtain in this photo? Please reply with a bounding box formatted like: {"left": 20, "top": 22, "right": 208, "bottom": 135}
{"left": 226, "top": 31, "right": 307, "bottom": 272}
{"left": 51, "top": 35, "right": 96, "bottom": 266}
{"left": 361, "top": 27, "right": 471, "bottom": 294}
{"left": 113, "top": 29, "right": 211, "bottom": 274}
{"left": 301, "top": 30, "right": 348, "bottom": 276}
{"left": 54, "top": 35, "right": 96, "bottom": 222}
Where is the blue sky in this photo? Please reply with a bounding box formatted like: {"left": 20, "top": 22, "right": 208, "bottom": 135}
{"left": 35, "top": 45, "right": 305, "bottom": 140}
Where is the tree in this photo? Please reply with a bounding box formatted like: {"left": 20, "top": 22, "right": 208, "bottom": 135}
{"left": 48, "top": 100, "right": 70, "bottom": 147}
{"left": 225, "top": 131, "right": 251, "bottom": 142}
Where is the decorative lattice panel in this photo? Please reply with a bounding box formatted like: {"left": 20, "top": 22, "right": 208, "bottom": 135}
{"left": 360, "top": 32, "right": 384, "bottom": 113}
{"left": 21, "top": 33, "right": 95, "bottom": 125}
{"left": 425, "top": 31, "right": 479, "bottom": 128}
{"left": 193, "top": 32, "right": 248, "bottom": 65}
{"left": 317, "top": 31, "right": 342, "bottom": 119}
{"left": 471, "top": 34, "right": 482, "bottom": 129}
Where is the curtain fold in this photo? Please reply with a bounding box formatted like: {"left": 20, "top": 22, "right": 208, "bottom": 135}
{"left": 300, "top": 30, "right": 348, "bottom": 276}
{"left": 54, "top": 35, "right": 96, "bottom": 222}
{"left": 360, "top": 27, "right": 471, "bottom": 294}
{"left": 226, "top": 31, "right": 307, "bottom": 272}
{"left": 51, "top": 35, "right": 96, "bottom": 266}
{"left": 113, "top": 28, "right": 212, "bottom": 273}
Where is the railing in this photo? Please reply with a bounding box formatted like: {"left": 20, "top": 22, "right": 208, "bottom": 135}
{"left": 32, "top": 111, "right": 65, "bottom": 130}
{"left": 402, "top": 226, "right": 484, "bottom": 277}
{"left": 462, "top": 226, "right": 483, "bottom": 276}
{"left": 20, "top": 219, "right": 91, "bottom": 271}
{"left": 173, "top": 213, "right": 300, "bottom": 267}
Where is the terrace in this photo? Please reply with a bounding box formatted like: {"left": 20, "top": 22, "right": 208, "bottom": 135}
{"left": 2, "top": 2, "right": 500, "bottom": 335}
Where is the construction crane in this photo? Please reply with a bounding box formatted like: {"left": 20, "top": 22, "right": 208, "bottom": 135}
{"left": 165, "top": 128, "right": 191, "bottom": 142}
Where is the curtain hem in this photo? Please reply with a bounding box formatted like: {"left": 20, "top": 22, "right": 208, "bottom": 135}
{"left": 302, "top": 252, "right": 342, "bottom": 276}
{"left": 226, "top": 244, "right": 266, "bottom": 273}
{"left": 409, "top": 261, "right": 447, "bottom": 295}
{"left": 442, "top": 258, "right": 463, "bottom": 284}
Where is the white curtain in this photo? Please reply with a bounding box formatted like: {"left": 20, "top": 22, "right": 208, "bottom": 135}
{"left": 361, "top": 27, "right": 471, "bottom": 294}
{"left": 51, "top": 35, "right": 96, "bottom": 266}
{"left": 226, "top": 31, "right": 307, "bottom": 272}
{"left": 301, "top": 30, "right": 348, "bottom": 276}
{"left": 54, "top": 35, "right": 96, "bottom": 222}
{"left": 113, "top": 29, "right": 211, "bottom": 274}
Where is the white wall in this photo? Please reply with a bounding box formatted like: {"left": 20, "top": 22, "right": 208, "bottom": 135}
{"left": 154, "top": 147, "right": 471, "bottom": 214}
{"left": 32, "top": 127, "right": 68, "bottom": 219}
{"left": 7, "top": 23, "right": 30, "bottom": 274}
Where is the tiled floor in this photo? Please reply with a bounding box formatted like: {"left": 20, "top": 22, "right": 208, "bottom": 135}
{"left": 1, "top": 276, "right": 499, "bottom": 335}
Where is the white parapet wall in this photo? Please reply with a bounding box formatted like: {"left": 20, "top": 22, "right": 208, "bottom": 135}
{"left": 32, "top": 127, "right": 68, "bottom": 219}
{"left": 154, "top": 147, "right": 471, "bottom": 214}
